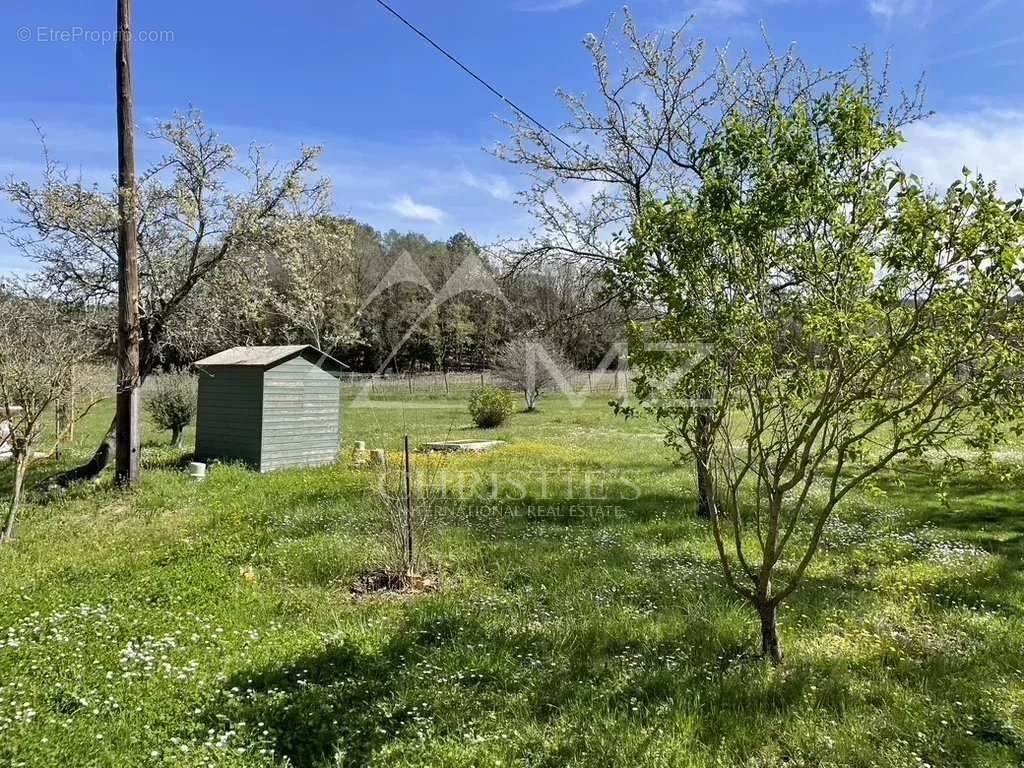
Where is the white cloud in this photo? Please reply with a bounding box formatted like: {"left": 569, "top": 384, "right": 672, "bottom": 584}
{"left": 692, "top": 0, "right": 749, "bottom": 18}
{"left": 524, "top": 0, "right": 587, "bottom": 12}
{"left": 930, "top": 32, "right": 1024, "bottom": 65}
{"left": 898, "top": 110, "right": 1024, "bottom": 196}
{"left": 458, "top": 170, "right": 515, "bottom": 201}
{"left": 390, "top": 194, "right": 446, "bottom": 224}
{"left": 867, "top": 0, "right": 932, "bottom": 21}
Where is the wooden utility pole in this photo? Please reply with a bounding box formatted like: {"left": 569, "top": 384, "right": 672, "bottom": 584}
{"left": 115, "top": 0, "right": 142, "bottom": 486}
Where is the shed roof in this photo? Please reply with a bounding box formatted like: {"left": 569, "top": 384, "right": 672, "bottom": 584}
{"left": 195, "top": 345, "right": 347, "bottom": 370}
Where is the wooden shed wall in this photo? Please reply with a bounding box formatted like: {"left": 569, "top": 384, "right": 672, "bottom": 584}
{"left": 259, "top": 354, "right": 341, "bottom": 472}
{"left": 195, "top": 367, "right": 264, "bottom": 467}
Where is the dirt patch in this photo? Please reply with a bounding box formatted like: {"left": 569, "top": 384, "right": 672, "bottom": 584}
{"left": 351, "top": 569, "right": 441, "bottom": 598}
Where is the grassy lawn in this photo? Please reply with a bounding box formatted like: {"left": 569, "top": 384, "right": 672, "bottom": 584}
{"left": 0, "top": 391, "right": 1022, "bottom": 767}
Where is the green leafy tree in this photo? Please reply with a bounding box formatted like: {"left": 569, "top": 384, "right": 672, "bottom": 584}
{"left": 144, "top": 373, "right": 197, "bottom": 449}
{"left": 498, "top": 13, "right": 930, "bottom": 520}
{"left": 617, "top": 88, "right": 1024, "bottom": 663}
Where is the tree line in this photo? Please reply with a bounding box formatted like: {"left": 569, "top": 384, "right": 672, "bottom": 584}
{"left": 162, "top": 221, "right": 625, "bottom": 375}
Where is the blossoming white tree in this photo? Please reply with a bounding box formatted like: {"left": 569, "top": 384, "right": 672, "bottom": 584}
{"left": 2, "top": 110, "right": 329, "bottom": 484}
{"left": 0, "top": 288, "right": 104, "bottom": 542}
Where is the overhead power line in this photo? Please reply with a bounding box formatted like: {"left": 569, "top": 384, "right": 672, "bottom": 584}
{"left": 371, "top": 0, "right": 584, "bottom": 159}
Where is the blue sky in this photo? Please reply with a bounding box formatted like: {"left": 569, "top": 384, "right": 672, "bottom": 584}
{"left": 2, "top": 0, "right": 1023, "bottom": 272}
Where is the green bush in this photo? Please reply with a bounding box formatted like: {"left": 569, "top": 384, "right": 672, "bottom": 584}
{"left": 468, "top": 386, "right": 516, "bottom": 429}
{"left": 145, "top": 373, "right": 198, "bottom": 448}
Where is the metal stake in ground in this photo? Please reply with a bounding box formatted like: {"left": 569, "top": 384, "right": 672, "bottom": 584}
{"left": 403, "top": 434, "right": 414, "bottom": 575}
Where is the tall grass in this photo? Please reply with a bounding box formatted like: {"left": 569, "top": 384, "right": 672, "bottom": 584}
{"left": 0, "top": 392, "right": 1020, "bottom": 766}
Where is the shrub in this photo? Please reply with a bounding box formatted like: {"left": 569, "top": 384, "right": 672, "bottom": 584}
{"left": 468, "top": 386, "right": 515, "bottom": 429}
{"left": 145, "top": 373, "right": 197, "bottom": 448}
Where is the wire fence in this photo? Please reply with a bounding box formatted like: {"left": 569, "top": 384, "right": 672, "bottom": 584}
{"left": 340, "top": 370, "right": 631, "bottom": 396}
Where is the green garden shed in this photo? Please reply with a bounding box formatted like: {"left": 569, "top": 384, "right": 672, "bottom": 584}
{"left": 194, "top": 345, "right": 345, "bottom": 472}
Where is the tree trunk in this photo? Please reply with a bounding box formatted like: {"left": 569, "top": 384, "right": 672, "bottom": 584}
{"left": 2, "top": 455, "right": 27, "bottom": 544}
{"left": 525, "top": 389, "right": 537, "bottom": 411}
{"left": 695, "top": 409, "right": 713, "bottom": 519}
{"left": 53, "top": 416, "right": 116, "bottom": 487}
{"left": 693, "top": 402, "right": 719, "bottom": 519}
{"left": 696, "top": 452, "right": 712, "bottom": 519}
{"left": 758, "top": 602, "right": 783, "bottom": 664}
{"left": 171, "top": 427, "right": 183, "bottom": 449}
